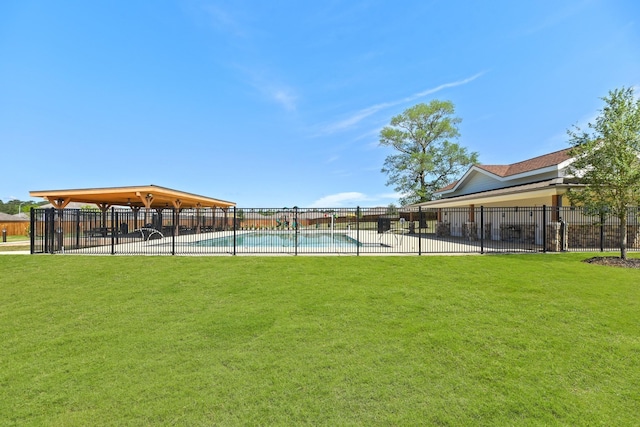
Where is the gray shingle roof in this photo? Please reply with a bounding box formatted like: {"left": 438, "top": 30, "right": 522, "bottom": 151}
{"left": 0, "top": 212, "right": 29, "bottom": 221}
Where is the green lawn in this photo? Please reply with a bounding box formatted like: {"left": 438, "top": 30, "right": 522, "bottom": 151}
{"left": 1, "top": 254, "right": 638, "bottom": 425}
{"left": 0, "top": 234, "right": 29, "bottom": 243}
{"left": 0, "top": 235, "right": 30, "bottom": 252}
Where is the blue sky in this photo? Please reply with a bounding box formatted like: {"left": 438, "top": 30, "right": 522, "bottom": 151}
{"left": 1, "top": 1, "right": 639, "bottom": 208}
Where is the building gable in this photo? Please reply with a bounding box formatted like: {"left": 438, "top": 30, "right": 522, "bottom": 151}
{"left": 436, "top": 148, "right": 573, "bottom": 198}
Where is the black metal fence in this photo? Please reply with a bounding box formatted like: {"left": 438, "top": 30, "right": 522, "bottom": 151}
{"left": 30, "top": 206, "right": 640, "bottom": 256}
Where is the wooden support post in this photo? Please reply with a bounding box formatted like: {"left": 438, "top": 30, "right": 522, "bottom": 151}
{"left": 195, "top": 203, "right": 202, "bottom": 234}
{"left": 131, "top": 206, "right": 140, "bottom": 230}
{"left": 552, "top": 195, "right": 562, "bottom": 222}
{"left": 172, "top": 199, "right": 183, "bottom": 236}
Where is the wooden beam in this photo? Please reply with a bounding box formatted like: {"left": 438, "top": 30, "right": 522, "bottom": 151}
{"left": 97, "top": 203, "right": 111, "bottom": 212}
{"left": 47, "top": 197, "right": 71, "bottom": 209}
{"left": 136, "top": 191, "right": 154, "bottom": 209}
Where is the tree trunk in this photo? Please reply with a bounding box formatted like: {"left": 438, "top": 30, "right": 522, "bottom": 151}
{"left": 620, "top": 214, "right": 628, "bottom": 260}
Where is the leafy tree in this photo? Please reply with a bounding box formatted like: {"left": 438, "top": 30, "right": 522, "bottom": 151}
{"left": 379, "top": 101, "right": 478, "bottom": 205}
{"left": 0, "top": 199, "right": 42, "bottom": 215}
{"left": 386, "top": 203, "right": 399, "bottom": 217}
{"left": 566, "top": 87, "right": 640, "bottom": 260}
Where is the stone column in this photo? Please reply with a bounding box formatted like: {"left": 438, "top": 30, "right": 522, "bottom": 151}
{"left": 436, "top": 222, "right": 451, "bottom": 237}
{"left": 546, "top": 222, "right": 560, "bottom": 252}
{"left": 463, "top": 222, "right": 478, "bottom": 241}
{"left": 546, "top": 222, "right": 567, "bottom": 251}
{"left": 483, "top": 222, "right": 492, "bottom": 240}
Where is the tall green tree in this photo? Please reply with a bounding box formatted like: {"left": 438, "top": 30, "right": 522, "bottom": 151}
{"left": 566, "top": 87, "right": 640, "bottom": 260}
{"left": 0, "top": 199, "right": 41, "bottom": 215}
{"left": 379, "top": 101, "right": 478, "bottom": 205}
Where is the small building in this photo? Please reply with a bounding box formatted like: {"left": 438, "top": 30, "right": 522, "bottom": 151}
{"left": 409, "top": 148, "right": 639, "bottom": 250}
{"left": 414, "top": 148, "right": 576, "bottom": 210}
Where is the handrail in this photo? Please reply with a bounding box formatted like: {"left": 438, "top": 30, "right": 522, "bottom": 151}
{"left": 135, "top": 227, "right": 164, "bottom": 242}
{"left": 377, "top": 227, "right": 409, "bottom": 246}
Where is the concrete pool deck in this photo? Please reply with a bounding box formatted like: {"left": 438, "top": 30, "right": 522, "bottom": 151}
{"left": 36, "top": 229, "right": 542, "bottom": 256}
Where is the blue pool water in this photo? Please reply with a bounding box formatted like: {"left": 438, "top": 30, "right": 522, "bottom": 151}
{"left": 192, "top": 232, "right": 361, "bottom": 248}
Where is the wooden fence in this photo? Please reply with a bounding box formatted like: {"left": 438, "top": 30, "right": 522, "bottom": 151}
{"left": 0, "top": 221, "right": 30, "bottom": 236}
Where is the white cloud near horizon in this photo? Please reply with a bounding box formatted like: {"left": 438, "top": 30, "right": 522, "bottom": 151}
{"left": 319, "top": 71, "right": 486, "bottom": 135}
{"left": 309, "top": 191, "right": 402, "bottom": 208}
{"left": 309, "top": 192, "right": 373, "bottom": 208}
{"left": 378, "top": 192, "right": 403, "bottom": 200}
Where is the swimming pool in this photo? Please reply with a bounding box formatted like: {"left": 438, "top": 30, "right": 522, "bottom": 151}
{"left": 191, "top": 232, "right": 361, "bottom": 248}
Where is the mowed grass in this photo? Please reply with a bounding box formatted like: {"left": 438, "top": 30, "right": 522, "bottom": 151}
{"left": 0, "top": 235, "right": 30, "bottom": 252}
{"left": 1, "top": 254, "right": 638, "bottom": 425}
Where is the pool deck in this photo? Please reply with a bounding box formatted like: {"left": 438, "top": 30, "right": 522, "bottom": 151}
{"left": 44, "top": 229, "right": 541, "bottom": 256}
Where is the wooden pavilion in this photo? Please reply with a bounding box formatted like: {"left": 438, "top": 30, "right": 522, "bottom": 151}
{"left": 30, "top": 185, "right": 234, "bottom": 210}
{"left": 30, "top": 185, "right": 236, "bottom": 236}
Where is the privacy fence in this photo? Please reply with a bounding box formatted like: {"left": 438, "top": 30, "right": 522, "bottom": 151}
{"left": 30, "top": 206, "right": 640, "bottom": 256}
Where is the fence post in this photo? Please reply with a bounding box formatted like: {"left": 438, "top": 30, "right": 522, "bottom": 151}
{"left": 542, "top": 205, "right": 547, "bottom": 253}
{"left": 30, "top": 207, "right": 35, "bottom": 254}
{"left": 294, "top": 206, "right": 298, "bottom": 256}
{"left": 560, "top": 216, "right": 567, "bottom": 252}
{"left": 480, "top": 206, "right": 484, "bottom": 254}
{"left": 233, "top": 207, "right": 237, "bottom": 256}
{"left": 172, "top": 208, "right": 176, "bottom": 256}
{"left": 75, "top": 210, "right": 81, "bottom": 249}
{"left": 111, "top": 207, "right": 115, "bottom": 255}
{"left": 49, "top": 209, "right": 56, "bottom": 254}
{"left": 44, "top": 209, "right": 49, "bottom": 254}
{"left": 600, "top": 215, "right": 605, "bottom": 252}
{"left": 356, "top": 206, "right": 360, "bottom": 256}
{"left": 115, "top": 210, "right": 119, "bottom": 246}
{"left": 418, "top": 206, "right": 422, "bottom": 256}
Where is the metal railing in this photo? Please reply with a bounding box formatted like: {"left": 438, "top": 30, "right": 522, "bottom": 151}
{"left": 30, "top": 205, "right": 640, "bottom": 256}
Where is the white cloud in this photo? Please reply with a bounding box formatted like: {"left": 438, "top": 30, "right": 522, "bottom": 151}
{"left": 401, "top": 72, "right": 486, "bottom": 103}
{"left": 326, "top": 155, "right": 340, "bottom": 163}
{"left": 232, "top": 64, "right": 299, "bottom": 112}
{"left": 309, "top": 192, "right": 373, "bottom": 208}
{"left": 318, "top": 71, "right": 486, "bottom": 134}
{"left": 198, "top": 7, "right": 297, "bottom": 112}
{"left": 520, "top": 1, "right": 591, "bottom": 36}
{"left": 308, "top": 191, "right": 403, "bottom": 208}
{"left": 322, "top": 102, "right": 395, "bottom": 134}
{"left": 377, "top": 192, "right": 403, "bottom": 200}
{"left": 272, "top": 88, "right": 297, "bottom": 111}
{"left": 202, "top": 4, "right": 248, "bottom": 38}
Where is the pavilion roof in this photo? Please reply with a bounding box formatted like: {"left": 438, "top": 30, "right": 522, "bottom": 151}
{"left": 30, "top": 185, "right": 235, "bottom": 210}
